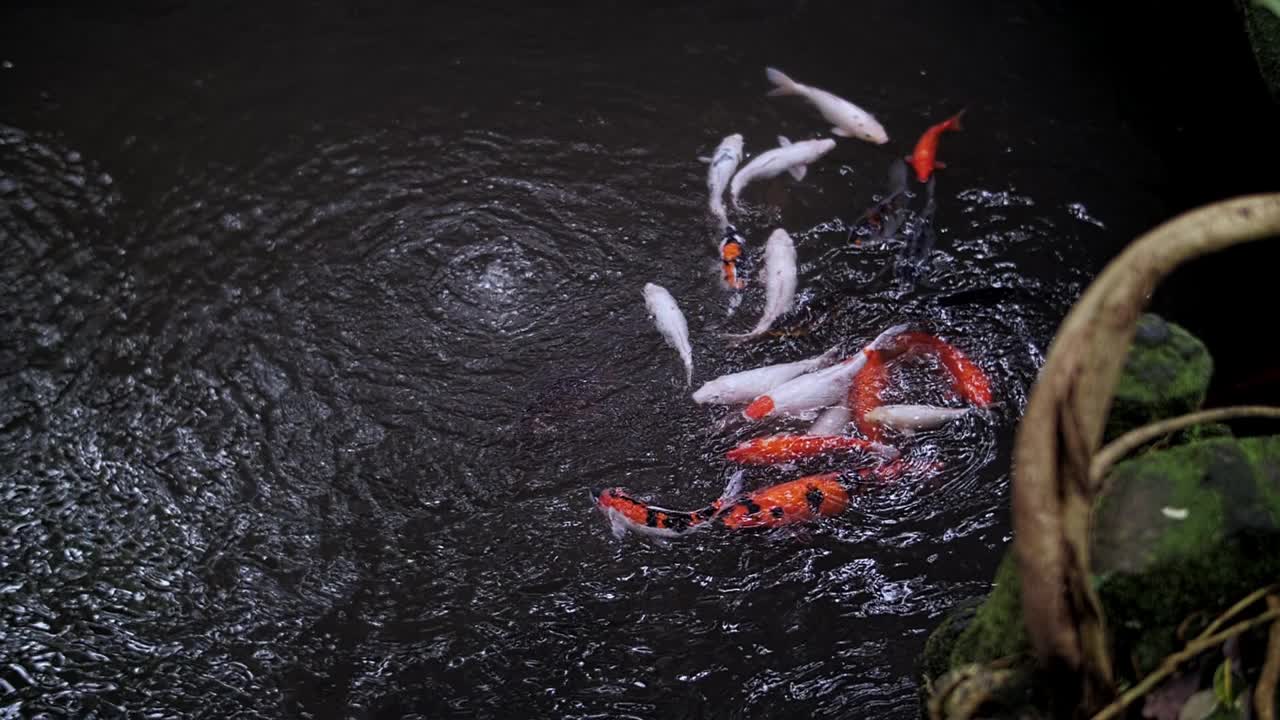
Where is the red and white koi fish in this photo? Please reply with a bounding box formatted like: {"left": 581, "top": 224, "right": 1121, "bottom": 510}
{"left": 907, "top": 110, "right": 965, "bottom": 183}
{"left": 764, "top": 67, "right": 889, "bottom": 145}
{"left": 742, "top": 323, "right": 909, "bottom": 421}
{"left": 594, "top": 472, "right": 850, "bottom": 538}
{"left": 724, "top": 228, "right": 797, "bottom": 344}
{"left": 862, "top": 404, "right": 974, "bottom": 433}
{"left": 701, "top": 133, "right": 744, "bottom": 233}
{"left": 730, "top": 136, "right": 836, "bottom": 208}
{"left": 692, "top": 344, "right": 841, "bottom": 405}
{"left": 643, "top": 282, "right": 694, "bottom": 385}
{"left": 726, "top": 433, "right": 898, "bottom": 465}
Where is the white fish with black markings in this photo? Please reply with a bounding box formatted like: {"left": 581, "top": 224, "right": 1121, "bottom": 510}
{"left": 863, "top": 404, "right": 974, "bottom": 433}
{"left": 724, "top": 228, "right": 796, "bottom": 344}
{"left": 691, "top": 345, "right": 841, "bottom": 405}
{"left": 764, "top": 67, "right": 888, "bottom": 145}
{"left": 699, "top": 133, "right": 743, "bottom": 233}
{"left": 742, "top": 323, "right": 910, "bottom": 421}
{"left": 729, "top": 136, "right": 836, "bottom": 209}
{"left": 643, "top": 282, "right": 695, "bottom": 385}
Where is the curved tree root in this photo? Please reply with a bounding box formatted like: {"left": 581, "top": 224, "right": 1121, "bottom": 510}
{"left": 1011, "top": 193, "right": 1280, "bottom": 713}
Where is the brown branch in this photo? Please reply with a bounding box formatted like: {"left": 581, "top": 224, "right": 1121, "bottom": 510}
{"left": 1256, "top": 595, "right": 1280, "bottom": 720}
{"left": 1012, "top": 193, "right": 1280, "bottom": 711}
{"left": 1090, "top": 406, "right": 1280, "bottom": 486}
{"left": 1090, "top": 606, "right": 1280, "bottom": 720}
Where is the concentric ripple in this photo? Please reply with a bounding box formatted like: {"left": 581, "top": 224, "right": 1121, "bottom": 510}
{"left": 1, "top": 1, "right": 1156, "bottom": 718}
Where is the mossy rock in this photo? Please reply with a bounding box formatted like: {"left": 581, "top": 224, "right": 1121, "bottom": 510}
{"left": 920, "top": 596, "right": 984, "bottom": 684}
{"left": 946, "top": 552, "right": 1030, "bottom": 669}
{"left": 1105, "top": 313, "right": 1213, "bottom": 442}
{"left": 922, "top": 435, "right": 1280, "bottom": 684}
{"left": 1093, "top": 435, "right": 1280, "bottom": 674}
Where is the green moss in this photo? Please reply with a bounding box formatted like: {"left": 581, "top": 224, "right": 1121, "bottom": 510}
{"left": 1093, "top": 437, "right": 1280, "bottom": 677}
{"left": 1238, "top": 434, "right": 1280, "bottom": 526}
{"left": 949, "top": 552, "right": 1029, "bottom": 667}
{"left": 1172, "top": 422, "right": 1233, "bottom": 447}
{"left": 923, "top": 435, "right": 1280, "bottom": 688}
{"left": 921, "top": 596, "right": 984, "bottom": 683}
{"left": 1105, "top": 315, "right": 1213, "bottom": 442}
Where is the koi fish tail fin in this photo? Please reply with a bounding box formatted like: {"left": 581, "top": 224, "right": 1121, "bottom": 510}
{"left": 765, "top": 67, "right": 800, "bottom": 97}
{"left": 868, "top": 442, "right": 901, "bottom": 462}
{"left": 606, "top": 510, "right": 630, "bottom": 539}
{"left": 815, "top": 344, "right": 844, "bottom": 368}
{"left": 718, "top": 470, "right": 746, "bottom": 504}
{"left": 950, "top": 108, "right": 967, "bottom": 131}
{"left": 869, "top": 323, "right": 913, "bottom": 351}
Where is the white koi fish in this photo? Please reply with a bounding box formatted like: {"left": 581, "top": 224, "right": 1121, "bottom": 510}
{"left": 724, "top": 228, "right": 796, "bottom": 344}
{"left": 691, "top": 345, "right": 841, "bottom": 405}
{"left": 643, "top": 282, "right": 694, "bottom": 385}
{"left": 807, "top": 404, "right": 852, "bottom": 436}
{"left": 863, "top": 404, "right": 973, "bottom": 433}
{"left": 700, "top": 133, "right": 744, "bottom": 233}
{"left": 729, "top": 136, "right": 836, "bottom": 208}
{"left": 764, "top": 67, "right": 888, "bottom": 145}
{"left": 742, "top": 323, "right": 909, "bottom": 421}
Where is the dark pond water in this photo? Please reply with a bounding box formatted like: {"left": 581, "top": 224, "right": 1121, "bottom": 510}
{"left": 1, "top": 0, "right": 1273, "bottom": 718}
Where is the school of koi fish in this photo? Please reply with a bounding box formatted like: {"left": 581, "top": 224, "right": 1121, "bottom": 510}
{"left": 594, "top": 67, "right": 992, "bottom": 540}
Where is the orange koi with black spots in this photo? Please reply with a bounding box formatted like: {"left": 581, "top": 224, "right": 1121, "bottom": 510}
{"left": 593, "top": 473, "right": 850, "bottom": 538}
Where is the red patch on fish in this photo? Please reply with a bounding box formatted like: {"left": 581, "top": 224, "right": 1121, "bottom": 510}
{"left": 743, "top": 395, "right": 775, "bottom": 420}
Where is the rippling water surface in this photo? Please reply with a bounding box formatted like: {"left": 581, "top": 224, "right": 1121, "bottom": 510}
{"left": 1, "top": 0, "right": 1175, "bottom": 717}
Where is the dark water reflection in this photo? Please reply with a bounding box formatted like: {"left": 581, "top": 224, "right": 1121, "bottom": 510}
{"left": 0, "top": 0, "right": 1203, "bottom": 717}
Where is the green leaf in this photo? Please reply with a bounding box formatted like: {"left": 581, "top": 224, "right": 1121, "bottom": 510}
{"left": 1257, "top": 0, "right": 1280, "bottom": 19}
{"left": 1212, "top": 659, "right": 1241, "bottom": 706}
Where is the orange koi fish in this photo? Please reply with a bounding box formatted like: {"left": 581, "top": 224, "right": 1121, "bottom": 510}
{"left": 850, "top": 348, "right": 893, "bottom": 442}
{"left": 907, "top": 109, "right": 965, "bottom": 183}
{"left": 594, "top": 473, "right": 850, "bottom": 538}
{"left": 726, "top": 433, "right": 898, "bottom": 465}
{"left": 888, "top": 331, "right": 992, "bottom": 406}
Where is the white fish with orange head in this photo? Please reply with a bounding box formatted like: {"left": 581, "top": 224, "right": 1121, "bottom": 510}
{"left": 765, "top": 67, "right": 888, "bottom": 145}
{"left": 643, "top": 282, "right": 694, "bottom": 385}
{"left": 729, "top": 136, "right": 835, "bottom": 209}
{"left": 692, "top": 344, "right": 841, "bottom": 405}
{"left": 741, "top": 323, "right": 909, "bottom": 421}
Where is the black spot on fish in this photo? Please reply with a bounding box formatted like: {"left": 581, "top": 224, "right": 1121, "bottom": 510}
{"left": 742, "top": 500, "right": 762, "bottom": 516}
{"left": 665, "top": 513, "right": 691, "bottom": 533}
{"left": 806, "top": 487, "right": 825, "bottom": 513}
{"left": 646, "top": 509, "right": 660, "bottom": 528}
{"left": 770, "top": 507, "right": 785, "bottom": 519}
